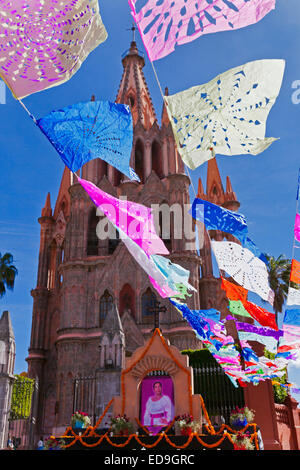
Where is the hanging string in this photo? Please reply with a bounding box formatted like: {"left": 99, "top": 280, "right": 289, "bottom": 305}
{"left": 148, "top": 57, "right": 198, "bottom": 198}
{"left": 284, "top": 167, "right": 300, "bottom": 309}
{"left": 136, "top": 29, "right": 260, "bottom": 379}
{"left": 17, "top": 98, "right": 37, "bottom": 124}
{"left": 184, "top": 164, "right": 197, "bottom": 198}
{"left": 148, "top": 40, "right": 238, "bottom": 295}
{"left": 144, "top": 35, "right": 222, "bottom": 283}
{"left": 148, "top": 48, "right": 224, "bottom": 298}
{"left": 0, "top": 73, "right": 37, "bottom": 122}
{"left": 149, "top": 59, "right": 166, "bottom": 104}
{"left": 71, "top": 171, "right": 80, "bottom": 186}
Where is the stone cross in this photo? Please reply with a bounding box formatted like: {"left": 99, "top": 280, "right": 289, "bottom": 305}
{"left": 148, "top": 301, "right": 167, "bottom": 332}
{"left": 127, "top": 23, "right": 137, "bottom": 42}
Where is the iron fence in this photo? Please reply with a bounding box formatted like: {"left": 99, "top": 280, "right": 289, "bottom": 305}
{"left": 193, "top": 363, "right": 245, "bottom": 424}
{"left": 71, "top": 365, "right": 244, "bottom": 429}
{"left": 73, "top": 375, "right": 97, "bottom": 426}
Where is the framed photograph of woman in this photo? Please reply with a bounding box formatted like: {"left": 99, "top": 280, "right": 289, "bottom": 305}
{"left": 140, "top": 375, "right": 175, "bottom": 434}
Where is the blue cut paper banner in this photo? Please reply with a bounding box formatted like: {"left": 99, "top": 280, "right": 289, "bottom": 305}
{"left": 190, "top": 197, "right": 267, "bottom": 263}
{"left": 191, "top": 198, "right": 248, "bottom": 243}
{"left": 283, "top": 309, "right": 300, "bottom": 327}
{"left": 38, "top": 100, "right": 139, "bottom": 181}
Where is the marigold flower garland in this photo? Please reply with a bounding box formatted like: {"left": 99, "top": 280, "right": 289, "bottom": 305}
{"left": 60, "top": 392, "right": 259, "bottom": 450}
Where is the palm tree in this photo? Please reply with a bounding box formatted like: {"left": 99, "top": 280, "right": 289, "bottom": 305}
{"left": 263, "top": 254, "right": 296, "bottom": 322}
{"left": 0, "top": 252, "right": 18, "bottom": 298}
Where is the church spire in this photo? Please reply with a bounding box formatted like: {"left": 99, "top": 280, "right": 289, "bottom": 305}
{"left": 196, "top": 158, "right": 240, "bottom": 210}
{"left": 101, "top": 303, "right": 124, "bottom": 338}
{"left": 0, "top": 311, "right": 14, "bottom": 341}
{"left": 224, "top": 175, "right": 240, "bottom": 211}
{"left": 197, "top": 177, "right": 205, "bottom": 198}
{"left": 99, "top": 303, "right": 125, "bottom": 369}
{"left": 41, "top": 192, "right": 52, "bottom": 218}
{"left": 206, "top": 159, "right": 225, "bottom": 204}
{"left": 161, "top": 86, "right": 170, "bottom": 127}
{"left": 116, "top": 40, "right": 157, "bottom": 130}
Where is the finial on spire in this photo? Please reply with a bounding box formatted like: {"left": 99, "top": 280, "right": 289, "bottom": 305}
{"left": 197, "top": 178, "right": 205, "bottom": 198}
{"left": 127, "top": 23, "right": 137, "bottom": 42}
{"left": 226, "top": 176, "right": 234, "bottom": 194}
{"left": 224, "top": 175, "right": 240, "bottom": 210}
{"left": 41, "top": 192, "right": 52, "bottom": 218}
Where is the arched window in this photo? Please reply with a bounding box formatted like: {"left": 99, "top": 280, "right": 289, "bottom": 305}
{"left": 108, "top": 224, "right": 120, "bottom": 255}
{"left": 135, "top": 139, "right": 145, "bottom": 183}
{"left": 100, "top": 160, "right": 108, "bottom": 180}
{"left": 0, "top": 341, "right": 6, "bottom": 373}
{"left": 159, "top": 209, "right": 172, "bottom": 252}
{"left": 99, "top": 290, "right": 113, "bottom": 326}
{"left": 61, "top": 240, "right": 65, "bottom": 263}
{"left": 47, "top": 240, "right": 57, "bottom": 289}
{"left": 119, "top": 284, "right": 135, "bottom": 317}
{"left": 48, "top": 310, "right": 60, "bottom": 349}
{"left": 87, "top": 207, "right": 98, "bottom": 256}
{"left": 128, "top": 95, "right": 135, "bottom": 109}
{"left": 141, "top": 288, "right": 157, "bottom": 317}
{"left": 152, "top": 140, "right": 163, "bottom": 178}
{"left": 113, "top": 168, "right": 122, "bottom": 187}
{"left": 60, "top": 200, "right": 67, "bottom": 216}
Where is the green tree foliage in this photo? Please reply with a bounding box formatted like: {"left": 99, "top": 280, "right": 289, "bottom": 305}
{"left": 0, "top": 252, "right": 18, "bottom": 298}
{"left": 10, "top": 375, "right": 34, "bottom": 420}
{"left": 263, "top": 254, "right": 296, "bottom": 321}
{"left": 264, "top": 350, "right": 288, "bottom": 404}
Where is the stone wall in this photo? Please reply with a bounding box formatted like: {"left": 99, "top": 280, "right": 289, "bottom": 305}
{"left": 275, "top": 398, "right": 300, "bottom": 450}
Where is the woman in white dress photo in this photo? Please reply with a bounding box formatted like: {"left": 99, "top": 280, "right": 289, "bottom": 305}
{"left": 143, "top": 381, "right": 173, "bottom": 427}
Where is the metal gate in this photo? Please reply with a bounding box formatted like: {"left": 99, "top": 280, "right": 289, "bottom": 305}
{"left": 193, "top": 363, "right": 245, "bottom": 423}
{"left": 73, "top": 375, "right": 97, "bottom": 426}
{"left": 72, "top": 366, "right": 244, "bottom": 428}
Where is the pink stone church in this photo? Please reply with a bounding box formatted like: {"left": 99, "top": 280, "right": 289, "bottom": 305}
{"left": 25, "top": 41, "right": 300, "bottom": 449}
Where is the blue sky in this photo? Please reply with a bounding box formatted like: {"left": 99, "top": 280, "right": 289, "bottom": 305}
{"left": 0, "top": 0, "right": 300, "bottom": 399}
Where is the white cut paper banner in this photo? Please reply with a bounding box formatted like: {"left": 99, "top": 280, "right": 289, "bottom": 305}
{"left": 211, "top": 240, "right": 274, "bottom": 304}
{"left": 165, "top": 59, "right": 285, "bottom": 169}
{"left": 287, "top": 287, "right": 300, "bottom": 306}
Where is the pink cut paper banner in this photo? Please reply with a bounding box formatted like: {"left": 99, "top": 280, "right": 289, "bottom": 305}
{"left": 78, "top": 177, "right": 169, "bottom": 257}
{"left": 294, "top": 213, "right": 300, "bottom": 242}
{"left": 0, "top": 0, "right": 108, "bottom": 99}
{"left": 129, "top": 0, "right": 276, "bottom": 61}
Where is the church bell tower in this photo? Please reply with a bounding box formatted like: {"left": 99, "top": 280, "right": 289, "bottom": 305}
{"left": 26, "top": 38, "right": 202, "bottom": 435}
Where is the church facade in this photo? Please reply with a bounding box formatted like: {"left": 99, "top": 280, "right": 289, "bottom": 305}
{"left": 26, "top": 41, "right": 238, "bottom": 436}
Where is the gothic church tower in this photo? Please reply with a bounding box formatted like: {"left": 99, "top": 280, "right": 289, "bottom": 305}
{"left": 26, "top": 41, "right": 202, "bottom": 435}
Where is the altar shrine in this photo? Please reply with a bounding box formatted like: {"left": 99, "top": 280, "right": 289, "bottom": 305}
{"left": 61, "top": 329, "right": 260, "bottom": 451}
{"left": 112, "top": 328, "right": 202, "bottom": 430}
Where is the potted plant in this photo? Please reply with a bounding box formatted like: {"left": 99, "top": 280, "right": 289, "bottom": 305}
{"left": 174, "top": 414, "right": 201, "bottom": 435}
{"left": 110, "top": 414, "right": 134, "bottom": 436}
{"left": 44, "top": 436, "right": 65, "bottom": 450}
{"left": 231, "top": 431, "right": 255, "bottom": 450}
{"left": 229, "top": 406, "right": 255, "bottom": 429}
{"left": 71, "top": 410, "right": 91, "bottom": 430}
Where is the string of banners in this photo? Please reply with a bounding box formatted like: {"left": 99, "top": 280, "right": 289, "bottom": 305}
{"left": 1, "top": 1, "right": 298, "bottom": 389}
